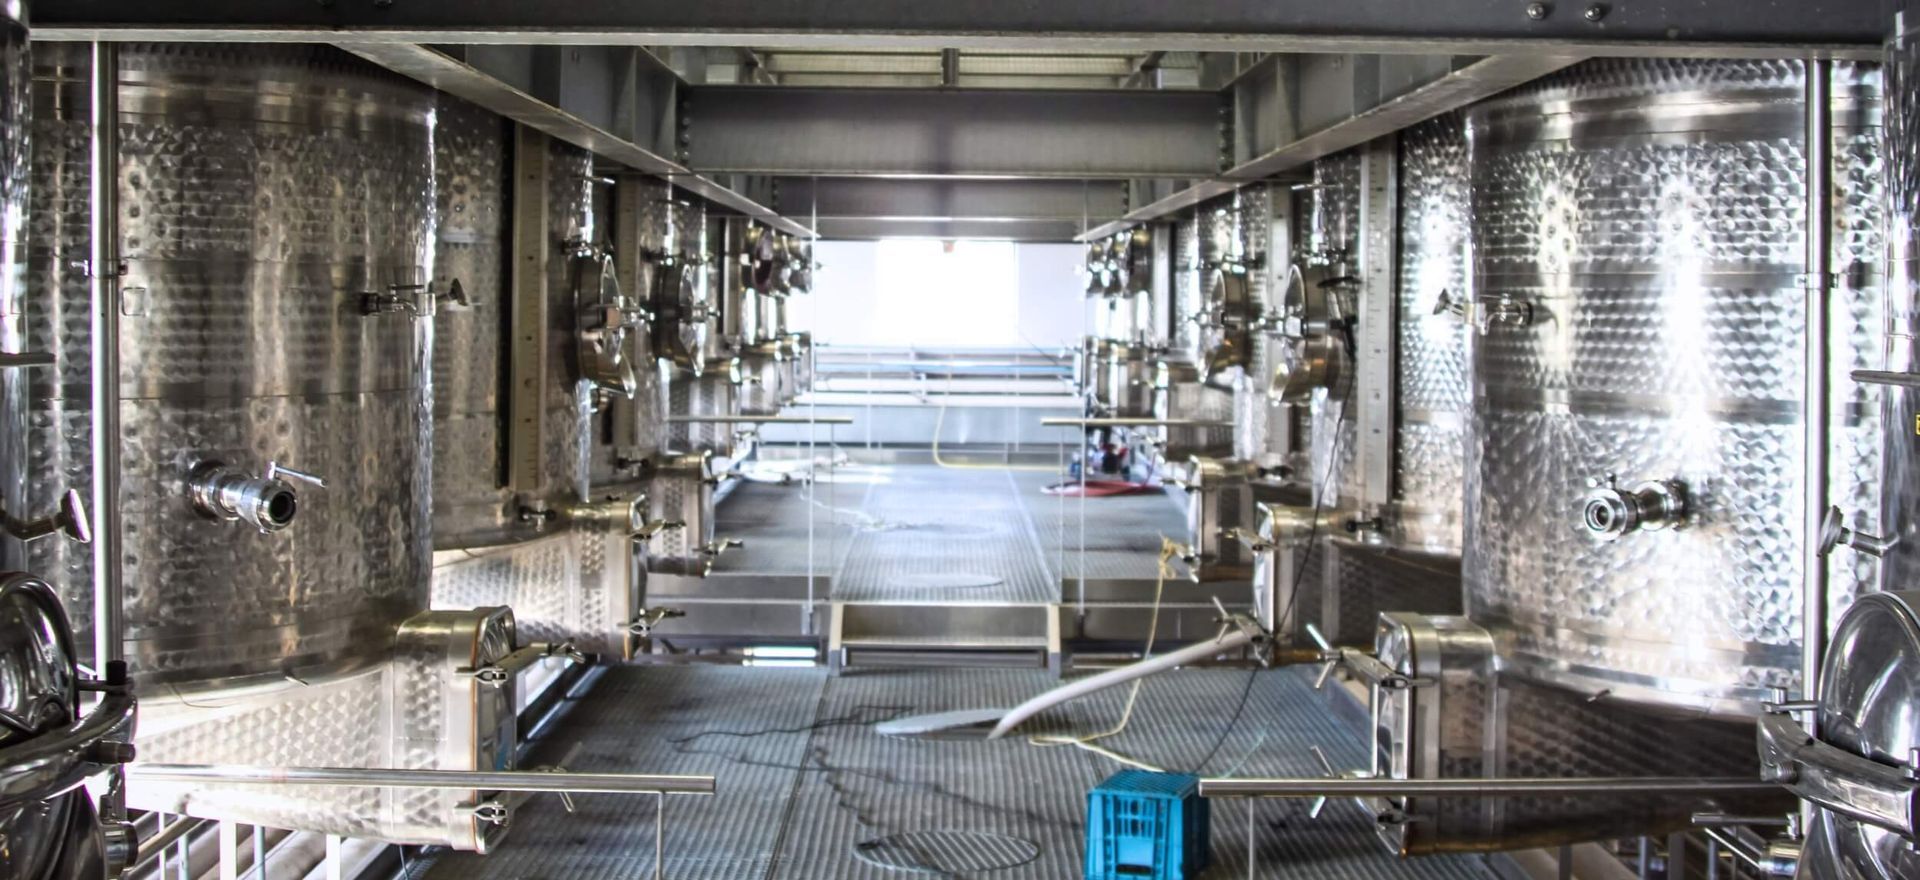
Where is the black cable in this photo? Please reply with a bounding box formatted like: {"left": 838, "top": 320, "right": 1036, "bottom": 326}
{"left": 1189, "top": 346, "right": 1354, "bottom": 775}
{"left": 666, "top": 704, "right": 909, "bottom": 744}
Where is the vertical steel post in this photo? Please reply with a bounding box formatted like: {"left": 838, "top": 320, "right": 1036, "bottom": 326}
{"left": 87, "top": 41, "right": 122, "bottom": 674}
{"left": 1802, "top": 58, "right": 1833, "bottom": 711}
{"left": 1356, "top": 135, "right": 1399, "bottom": 513}
{"left": 509, "top": 124, "right": 551, "bottom": 495}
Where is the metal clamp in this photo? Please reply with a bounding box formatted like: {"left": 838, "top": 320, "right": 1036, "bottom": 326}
{"left": 188, "top": 460, "right": 325, "bottom": 533}
{"left": 1581, "top": 474, "right": 1688, "bottom": 540}
{"left": 361, "top": 281, "right": 473, "bottom": 318}
{"left": 629, "top": 607, "right": 686, "bottom": 638}
{"left": 1817, "top": 505, "right": 1898, "bottom": 558}
{"left": 633, "top": 519, "right": 686, "bottom": 541}
{"left": 1756, "top": 710, "right": 1919, "bottom": 842}
{"left": 466, "top": 664, "right": 512, "bottom": 688}
{"left": 517, "top": 502, "right": 559, "bottom": 531}
{"left": 702, "top": 538, "right": 745, "bottom": 558}
{"left": 469, "top": 800, "right": 512, "bottom": 827}
{"left": 0, "top": 488, "right": 92, "bottom": 544}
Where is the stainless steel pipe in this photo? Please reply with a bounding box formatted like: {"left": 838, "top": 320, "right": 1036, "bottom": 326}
{"left": 664, "top": 415, "right": 853, "bottom": 424}
{"left": 127, "top": 764, "right": 716, "bottom": 796}
{"left": 87, "top": 40, "right": 122, "bottom": 673}
{"left": 1802, "top": 56, "right": 1834, "bottom": 714}
{"left": 1198, "top": 777, "right": 1780, "bottom": 799}
{"left": 1039, "top": 417, "right": 1235, "bottom": 428}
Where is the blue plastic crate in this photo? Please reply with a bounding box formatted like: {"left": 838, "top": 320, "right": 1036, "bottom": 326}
{"left": 1085, "top": 770, "right": 1210, "bottom": 880}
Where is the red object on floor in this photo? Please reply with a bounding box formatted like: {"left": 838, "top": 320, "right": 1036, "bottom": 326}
{"left": 1041, "top": 480, "right": 1159, "bottom": 497}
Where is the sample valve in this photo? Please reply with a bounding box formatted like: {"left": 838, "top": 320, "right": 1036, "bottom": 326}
{"left": 188, "top": 460, "right": 326, "bottom": 533}
{"left": 1581, "top": 474, "right": 1688, "bottom": 540}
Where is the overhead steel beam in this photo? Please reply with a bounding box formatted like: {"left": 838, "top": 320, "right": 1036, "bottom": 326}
{"left": 772, "top": 178, "right": 1129, "bottom": 224}
{"left": 684, "top": 87, "right": 1225, "bottom": 178}
{"left": 34, "top": 0, "right": 1882, "bottom": 59}
{"left": 812, "top": 218, "right": 1095, "bottom": 242}
{"left": 1077, "top": 53, "right": 1577, "bottom": 241}
{"left": 338, "top": 42, "right": 815, "bottom": 238}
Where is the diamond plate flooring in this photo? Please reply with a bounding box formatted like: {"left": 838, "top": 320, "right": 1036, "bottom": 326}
{"left": 419, "top": 664, "right": 1499, "bottom": 880}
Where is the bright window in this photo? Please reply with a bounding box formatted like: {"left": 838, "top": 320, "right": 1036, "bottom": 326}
{"left": 794, "top": 239, "right": 1082, "bottom": 349}
{"left": 873, "top": 240, "right": 1018, "bottom": 347}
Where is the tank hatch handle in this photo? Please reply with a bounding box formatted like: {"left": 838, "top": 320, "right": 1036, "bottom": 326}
{"left": 1756, "top": 710, "right": 1919, "bottom": 842}
{"left": 1817, "top": 506, "right": 1897, "bottom": 558}
{"left": 1, "top": 487, "right": 92, "bottom": 544}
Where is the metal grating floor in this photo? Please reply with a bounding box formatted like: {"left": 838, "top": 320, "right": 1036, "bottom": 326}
{"left": 709, "top": 477, "right": 864, "bottom": 578}
{"left": 420, "top": 664, "right": 1499, "bottom": 880}
{"left": 832, "top": 467, "right": 1058, "bottom": 604}
{"left": 690, "top": 464, "right": 1194, "bottom": 604}
{"left": 1013, "top": 470, "right": 1191, "bottom": 584}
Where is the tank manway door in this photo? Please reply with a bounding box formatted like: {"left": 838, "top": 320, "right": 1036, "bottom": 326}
{"left": 1759, "top": 591, "right": 1920, "bottom": 880}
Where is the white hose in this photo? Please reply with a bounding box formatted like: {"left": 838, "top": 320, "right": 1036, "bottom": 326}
{"left": 986, "top": 625, "right": 1258, "bottom": 740}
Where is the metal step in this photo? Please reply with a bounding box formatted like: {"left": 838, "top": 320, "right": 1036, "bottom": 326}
{"left": 828, "top": 601, "right": 1061, "bottom": 675}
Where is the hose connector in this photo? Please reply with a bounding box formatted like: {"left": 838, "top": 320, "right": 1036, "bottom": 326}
{"left": 1581, "top": 474, "right": 1687, "bottom": 541}
{"left": 188, "top": 460, "right": 325, "bottom": 533}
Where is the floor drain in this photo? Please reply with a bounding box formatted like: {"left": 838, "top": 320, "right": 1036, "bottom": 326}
{"left": 894, "top": 572, "right": 1004, "bottom": 591}
{"left": 853, "top": 830, "right": 1040, "bottom": 874}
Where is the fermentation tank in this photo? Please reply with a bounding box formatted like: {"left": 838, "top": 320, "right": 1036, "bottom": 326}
{"left": 30, "top": 42, "right": 439, "bottom": 691}
{"left": 429, "top": 94, "right": 517, "bottom": 548}
{"left": 1768, "top": 11, "right": 1920, "bottom": 877}
{"left": 1465, "top": 58, "right": 1884, "bottom": 716}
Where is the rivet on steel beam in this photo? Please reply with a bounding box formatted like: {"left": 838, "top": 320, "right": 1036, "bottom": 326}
{"left": 1584, "top": 3, "right": 1609, "bottom": 21}
{"left": 1526, "top": 2, "right": 1552, "bottom": 20}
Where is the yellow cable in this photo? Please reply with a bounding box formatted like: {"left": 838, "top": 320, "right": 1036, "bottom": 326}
{"left": 1024, "top": 537, "right": 1179, "bottom": 772}
{"left": 930, "top": 403, "right": 1057, "bottom": 472}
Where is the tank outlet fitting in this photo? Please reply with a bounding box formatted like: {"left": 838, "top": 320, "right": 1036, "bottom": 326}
{"left": 188, "top": 460, "right": 324, "bottom": 533}
{"left": 1581, "top": 474, "right": 1688, "bottom": 540}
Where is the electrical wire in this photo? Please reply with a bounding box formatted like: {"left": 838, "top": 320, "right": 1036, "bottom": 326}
{"left": 1189, "top": 369, "right": 1354, "bottom": 775}
{"left": 1023, "top": 537, "right": 1182, "bottom": 772}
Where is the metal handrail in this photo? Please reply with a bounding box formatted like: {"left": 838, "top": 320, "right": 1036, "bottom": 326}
{"left": 129, "top": 763, "right": 716, "bottom": 880}
{"left": 666, "top": 415, "right": 854, "bottom": 425}
{"left": 127, "top": 764, "right": 715, "bottom": 795}
{"left": 1198, "top": 776, "right": 1778, "bottom": 798}
{"left": 1040, "top": 417, "right": 1235, "bottom": 428}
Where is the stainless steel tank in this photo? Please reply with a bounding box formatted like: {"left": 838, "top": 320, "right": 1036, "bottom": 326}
{"left": 1464, "top": 58, "right": 1884, "bottom": 717}
{"left": 0, "top": 2, "right": 27, "bottom": 582}
{"left": 538, "top": 139, "right": 599, "bottom": 508}
{"left": 1394, "top": 113, "right": 1470, "bottom": 554}
{"left": 23, "top": 43, "right": 97, "bottom": 650}
{"left": 1880, "top": 1, "right": 1920, "bottom": 635}
{"left": 429, "top": 94, "right": 517, "bottom": 548}
{"left": 40, "top": 43, "right": 440, "bottom": 691}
